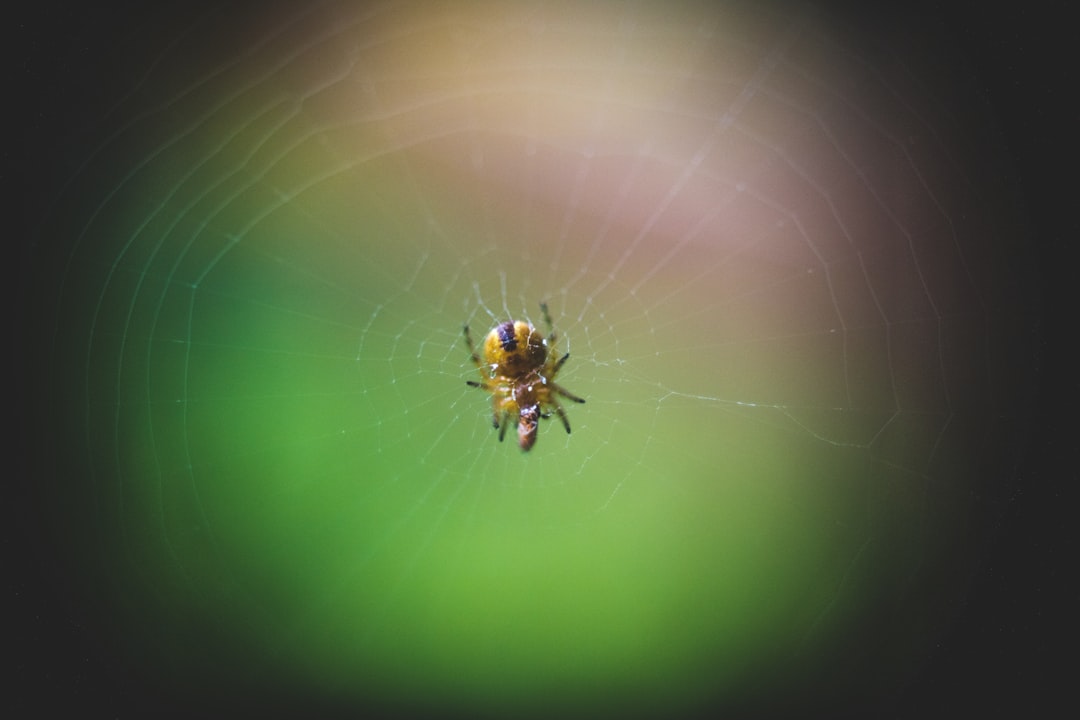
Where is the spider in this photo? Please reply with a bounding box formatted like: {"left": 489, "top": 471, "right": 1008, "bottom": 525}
{"left": 463, "top": 302, "right": 585, "bottom": 451}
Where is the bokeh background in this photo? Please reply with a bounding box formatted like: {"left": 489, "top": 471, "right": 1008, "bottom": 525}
{"left": 14, "top": 1, "right": 1070, "bottom": 717}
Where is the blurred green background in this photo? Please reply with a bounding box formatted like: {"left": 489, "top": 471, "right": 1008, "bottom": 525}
{"left": 21, "top": 2, "right": 1039, "bottom": 717}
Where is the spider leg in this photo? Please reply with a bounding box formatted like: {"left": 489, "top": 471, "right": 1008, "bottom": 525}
{"left": 552, "top": 382, "right": 586, "bottom": 404}
{"left": 497, "top": 410, "right": 511, "bottom": 441}
{"left": 540, "top": 301, "right": 557, "bottom": 345}
{"left": 551, "top": 400, "right": 572, "bottom": 434}
{"left": 552, "top": 351, "right": 570, "bottom": 375}
{"left": 463, "top": 323, "right": 482, "bottom": 367}
{"left": 492, "top": 396, "right": 506, "bottom": 431}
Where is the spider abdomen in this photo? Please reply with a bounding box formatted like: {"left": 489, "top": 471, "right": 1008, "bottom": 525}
{"left": 482, "top": 320, "right": 546, "bottom": 378}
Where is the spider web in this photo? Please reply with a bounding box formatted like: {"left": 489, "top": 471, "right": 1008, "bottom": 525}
{"left": 25, "top": 1, "right": 1039, "bottom": 716}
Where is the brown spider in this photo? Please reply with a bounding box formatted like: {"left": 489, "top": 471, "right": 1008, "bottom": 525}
{"left": 463, "top": 302, "right": 585, "bottom": 451}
